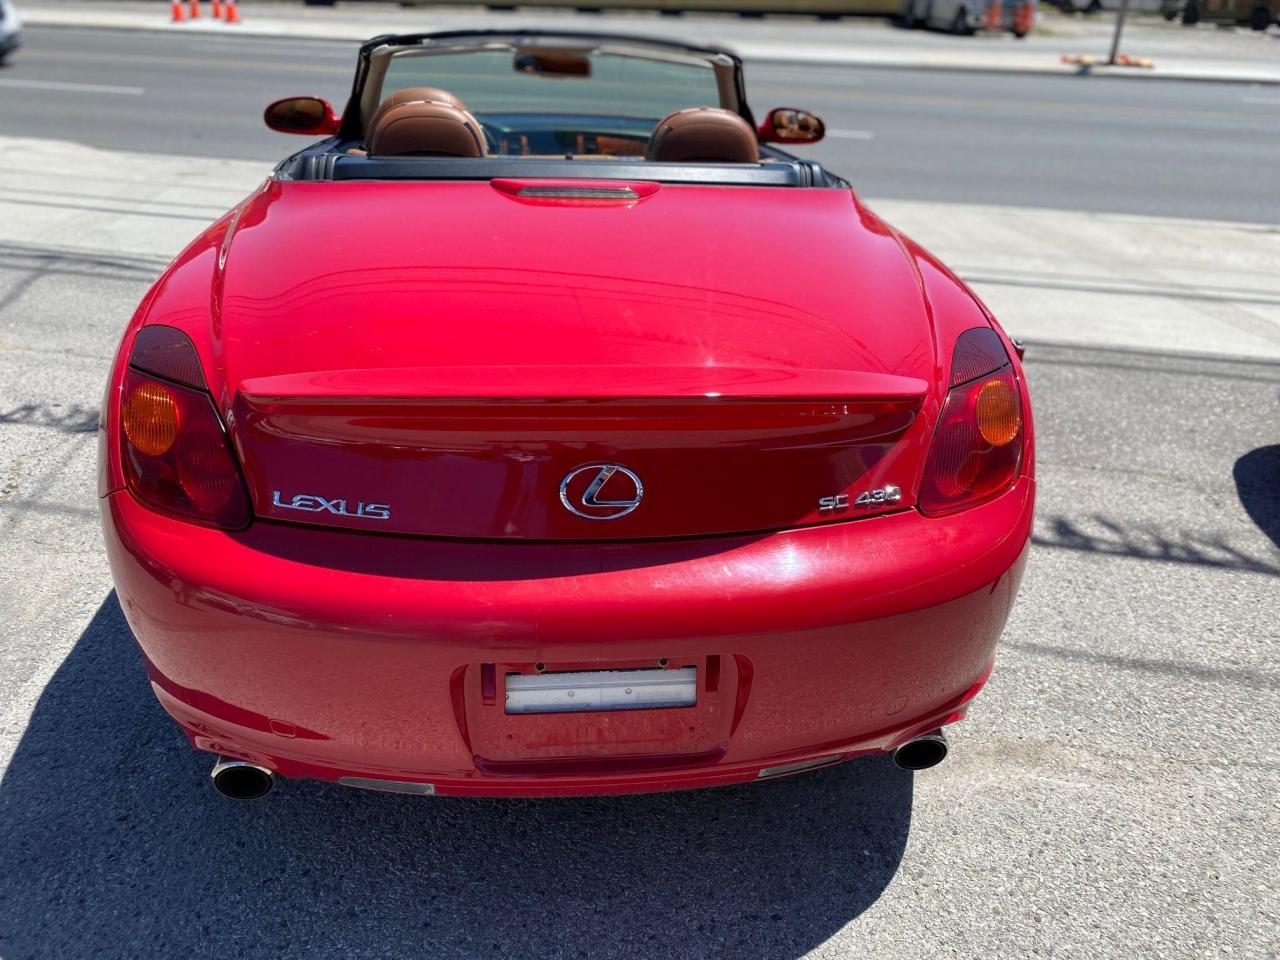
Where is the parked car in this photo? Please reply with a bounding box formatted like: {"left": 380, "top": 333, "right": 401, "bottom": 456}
{"left": 100, "top": 29, "right": 1034, "bottom": 801}
{"left": 1179, "top": 0, "right": 1276, "bottom": 27}
{"left": 0, "top": 0, "right": 23, "bottom": 64}
{"left": 903, "top": 0, "right": 1035, "bottom": 34}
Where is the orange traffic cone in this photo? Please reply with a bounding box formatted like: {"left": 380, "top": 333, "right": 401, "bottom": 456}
{"left": 211, "top": 0, "right": 223, "bottom": 17}
{"left": 225, "top": 0, "right": 240, "bottom": 24}
{"left": 170, "top": 0, "right": 186, "bottom": 21}
{"left": 1014, "top": 1, "right": 1034, "bottom": 34}
{"left": 188, "top": 0, "right": 200, "bottom": 17}
{"left": 984, "top": 0, "right": 1002, "bottom": 30}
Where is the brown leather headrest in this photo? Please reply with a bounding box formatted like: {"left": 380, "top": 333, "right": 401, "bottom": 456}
{"left": 368, "top": 100, "right": 486, "bottom": 158}
{"left": 368, "top": 86, "right": 470, "bottom": 132}
{"left": 647, "top": 108, "right": 759, "bottom": 164}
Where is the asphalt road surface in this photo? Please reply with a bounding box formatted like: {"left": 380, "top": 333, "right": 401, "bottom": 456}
{"left": 2, "top": 25, "right": 1279, "bottom": 222}
{"left": 0, "top": 20, "right": 1278, "bottom": 960}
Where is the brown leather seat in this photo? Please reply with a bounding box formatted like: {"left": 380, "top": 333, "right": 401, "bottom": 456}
{"left": 367, "top": 88, "right": 486, "bottom": 158}
{"left": 368, "top": 86, "right": 471, "bottom": 130}
{"left": 646, "top": 108, "right": 759, "bottom": 164}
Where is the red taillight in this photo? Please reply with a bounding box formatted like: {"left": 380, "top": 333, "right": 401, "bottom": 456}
{"left": 919, "top": 329, "right": 1024, "bottom": 516}
{"left": 120, "top": 328, "right": 250, "bottom": 529}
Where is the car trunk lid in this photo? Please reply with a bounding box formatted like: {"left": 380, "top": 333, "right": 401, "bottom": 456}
{"left": 233, "top": 363, "right": 928, "bottom": 539}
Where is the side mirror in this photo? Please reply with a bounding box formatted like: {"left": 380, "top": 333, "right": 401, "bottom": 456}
{"left": 264, "top": 96, "right": 341, "bottom": 136}
{"left": 758, "top": 107, "right": 825, "bottom": 145}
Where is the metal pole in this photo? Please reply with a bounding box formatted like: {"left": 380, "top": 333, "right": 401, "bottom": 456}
{"left": 1108, "top": 0, "right": 1133, "bottom": 64}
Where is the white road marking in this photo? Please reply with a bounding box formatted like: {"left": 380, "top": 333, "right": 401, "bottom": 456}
{"left": 1241, "top": 95, "right": 1280, "bottom": 106}
{"left": 174, "top": 39, "right": 352, "bottom": 57}
{"left": 826, "top": 129, "right": 876, "bottom": 140}
{"left": 0, "top": 78, "right": 146, "bottom": 96}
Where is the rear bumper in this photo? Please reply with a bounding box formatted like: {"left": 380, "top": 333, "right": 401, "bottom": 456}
{"left": 102, "top": 477, "right": 1033, "bottom": 797}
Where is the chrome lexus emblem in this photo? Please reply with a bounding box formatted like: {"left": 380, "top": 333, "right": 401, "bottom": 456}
{"left": 559, "top": 464, "right": 643, "bottom": 520}
{"left": 272, "top": 490, "right": 390, "bottom": 520}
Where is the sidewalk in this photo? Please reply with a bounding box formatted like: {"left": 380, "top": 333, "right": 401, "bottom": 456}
{"left": 18, "top": 0, "right": 1280, "bottom": 84}
{"left": 3, "top": 135, "right": 1277, "bottom": 360}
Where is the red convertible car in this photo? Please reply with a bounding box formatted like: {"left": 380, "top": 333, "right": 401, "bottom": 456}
{"left": 99, "top": 30, "right": 1034, "bottom": 800}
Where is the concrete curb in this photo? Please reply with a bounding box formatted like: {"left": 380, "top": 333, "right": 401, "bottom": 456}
{"left": 734, "top": 46, "right": 1280, "bottom": 84}
{"left": 22, "top": 11, "right": 1280, "bottom": 85}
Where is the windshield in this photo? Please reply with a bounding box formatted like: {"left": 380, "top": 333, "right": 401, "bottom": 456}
{"left": 380, "top": 46, "right": 724, "bottom": 126}
{"left": 338, "top": 35, "right": 779, "bottom": 167}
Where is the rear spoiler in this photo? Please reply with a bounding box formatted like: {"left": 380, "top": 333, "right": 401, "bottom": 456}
{"left": 239, "top": 365, "right": 929, "bottom": 403}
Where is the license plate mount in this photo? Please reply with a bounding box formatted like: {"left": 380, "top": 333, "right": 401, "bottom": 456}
{"left": 505, "top": 667, "right": 697, "bottom": 715}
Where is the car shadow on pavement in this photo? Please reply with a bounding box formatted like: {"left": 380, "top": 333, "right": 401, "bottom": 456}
{"left": 1031, "top": 513, "right": 1279, "bottom": 576}
{"left": 1234, "top": 444, "right": 1280, "bottom": 551}
{"left": 0, "top": 594, "right": 912, "bottom": 960}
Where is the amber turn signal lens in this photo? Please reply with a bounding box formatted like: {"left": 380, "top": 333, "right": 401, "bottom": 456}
{"left": 975, "top": 379, "right": 1021, "bottom": 447}
{"left": 123, "top": 381, "right": 179, "bottom": 456}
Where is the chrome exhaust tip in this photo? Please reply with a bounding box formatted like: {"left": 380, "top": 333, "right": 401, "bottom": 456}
{"left": 210, "top": 757, "right": 275, "bottom": 800}
{"left": 891, "top": 729, "right": 949, "bottom": 771}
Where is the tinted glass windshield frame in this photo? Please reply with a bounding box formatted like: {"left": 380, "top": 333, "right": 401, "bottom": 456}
{"left": 339, "top": 30, "right": 755, "bottom": 143}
